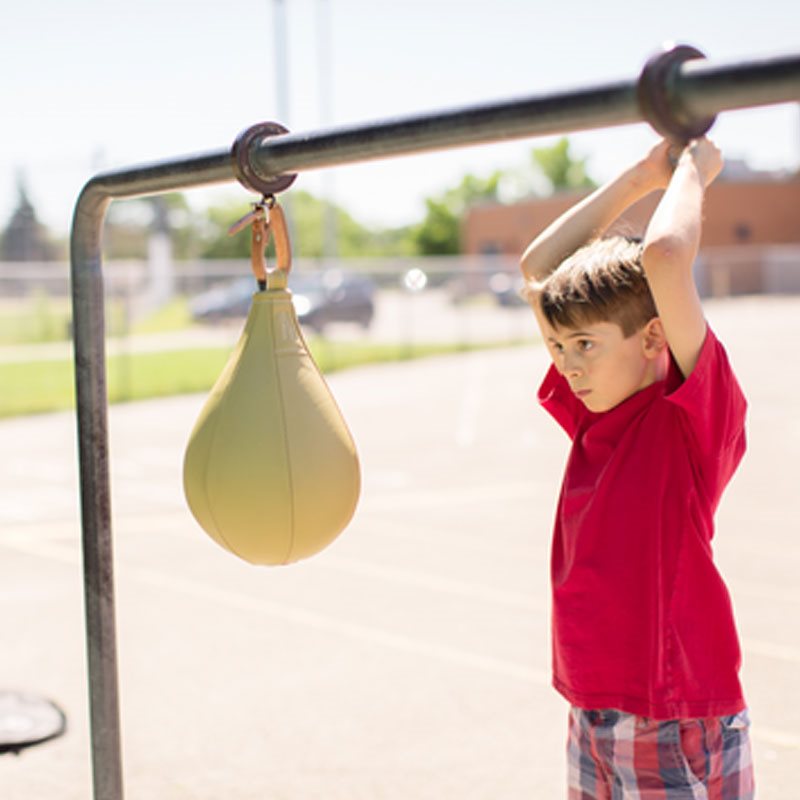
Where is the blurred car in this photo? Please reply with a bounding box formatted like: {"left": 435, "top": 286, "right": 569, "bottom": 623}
{"left": 190, "top": 270, "right": 376, "bottom": 333}
{"left": 488, "top": 271, "right": 527, "bottom": 307}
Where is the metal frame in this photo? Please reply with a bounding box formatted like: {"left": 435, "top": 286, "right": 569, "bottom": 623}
{"left": 69, "top": 45, "right": 800, "bottom": 800}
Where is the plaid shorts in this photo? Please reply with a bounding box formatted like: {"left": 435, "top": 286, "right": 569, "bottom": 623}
{"left": 567, "top": 706, "right": 755, "bottom": 799}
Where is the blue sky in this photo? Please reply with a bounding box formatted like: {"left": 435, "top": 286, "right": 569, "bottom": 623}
{"left": 2, "top": 0, "right": 799, "bottom": 237}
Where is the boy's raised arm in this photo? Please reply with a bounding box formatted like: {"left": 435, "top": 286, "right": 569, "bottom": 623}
{"left": 642, "top": 138, "right": 723, "bottom": 378}
{"left": 519, "top": 141, "right": 673, "bottom": 287}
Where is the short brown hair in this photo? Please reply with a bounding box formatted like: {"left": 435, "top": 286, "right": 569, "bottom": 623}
{"left": 529, "top": 236, "right": 658, "bottom": 337}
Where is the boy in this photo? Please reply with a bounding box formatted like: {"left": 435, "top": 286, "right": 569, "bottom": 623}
{"left": 519, "top": 138, "right": 754, "bottom": 799}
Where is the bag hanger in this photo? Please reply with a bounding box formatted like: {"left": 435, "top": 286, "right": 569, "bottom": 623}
{"left": 184, "top": 194, "right": 361, "bottom": 565}
{"left": 227, "top": 195, "right": 292, "bottom": 290}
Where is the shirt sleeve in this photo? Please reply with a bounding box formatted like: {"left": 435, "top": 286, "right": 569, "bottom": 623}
{"left": 538, "top": 363, "right": 587, "bottom": 440}
{"left": 665, "top": 327, "right": 748, "bottom": 505}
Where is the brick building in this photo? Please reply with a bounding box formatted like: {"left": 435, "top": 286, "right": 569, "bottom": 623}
{"left": 463, "top": 172, "right": 800, "bottom": 296}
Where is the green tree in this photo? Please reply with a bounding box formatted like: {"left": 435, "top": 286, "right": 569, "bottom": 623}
{"left": 413, "top": 171, "right": 504, "bottom": 255}
{"left": 1, "top": 177, "right": 58, "bottom": 261}
{"left": 200, "top": 190, "right": 415, "bottom": 260}
{"left": 104, "top": 193, "right": 201, "bottom": 259}
{"left": 531, "top": 138, "right": 596, "bottom": 193}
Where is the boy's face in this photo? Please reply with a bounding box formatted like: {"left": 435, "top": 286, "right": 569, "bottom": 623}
{"left": 541, "top": 318, "right": 667, "bottom": 413}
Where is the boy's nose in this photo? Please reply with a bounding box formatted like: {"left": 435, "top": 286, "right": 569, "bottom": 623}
{"left": 562, "top": 353, "right": 583, "bottom": 378}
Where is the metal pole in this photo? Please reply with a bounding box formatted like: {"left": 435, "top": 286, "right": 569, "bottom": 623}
{"left": 70, "top": 46, "right": 800, "bottom": 800}
{"left": 316, "top": 0, "right": 339, "bottom": 265}
{"left": 272, "top": 0, "right": 290, "bottom": 125}
{"left": 241, "top": 50, "right": 800, "bottom": 187}
{"left": 71, "top": 151, "right": 231, "bottom": 800}
{"left": 677, "top": 51, "right": 800, "bottom": 119}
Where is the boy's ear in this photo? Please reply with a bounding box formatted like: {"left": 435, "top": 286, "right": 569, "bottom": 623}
{"left": 641, "top": 317, "right": 668, "bottom": 358}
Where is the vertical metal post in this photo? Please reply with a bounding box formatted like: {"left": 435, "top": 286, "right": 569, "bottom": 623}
{"left": 70, "top": 183, "right": 123, "bottom": 800}
{"left": 71, "top": 152, "right": 233, "bottom": 800}
{"left": 272, "top": 0, "right": 290, "bottom": 125}
{"left": 317, "top": 0, "right": 338, "bottom": 265}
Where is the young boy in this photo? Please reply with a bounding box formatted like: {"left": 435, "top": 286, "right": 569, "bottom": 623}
{"left": 519, "top": 138, "right": 755, "bottom": 799}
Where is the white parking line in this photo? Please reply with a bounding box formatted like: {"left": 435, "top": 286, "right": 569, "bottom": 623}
{"left": 320, "top": 553, "right": 543, "bottom": 610}
{"left": 1, "top": 534, "right": 550, "bottom": 685}
{"left": 362, "top": 480, "right": 542, "bottom": 512}
{"left": 351, "top": 514, "right": 542, "bottom": 560}
{"left": 3, "top": 532, "right": 800, "bottom": 751}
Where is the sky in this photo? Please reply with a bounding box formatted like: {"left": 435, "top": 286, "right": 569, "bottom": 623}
{"left": 1, "top": 0, "right": 799, "bottom": 239}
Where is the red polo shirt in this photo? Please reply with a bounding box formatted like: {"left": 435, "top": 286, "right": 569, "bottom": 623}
{"left": 538, "top": 327, "right": 747, "bottom": 719}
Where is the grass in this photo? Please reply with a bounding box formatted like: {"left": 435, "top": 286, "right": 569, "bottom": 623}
{"left": 0, "top": 296, "right": 192, "bottom": 346}
{"left": 0, "top": 294, "right": 73, "bottom": 345}
{"left": 0, "top": 295, "right": 533, "bottom": 417}
{"left": 0, "top": 338, "right": 527, "bottom": 419}
{"left": 130, "top": 298, "right": 193, "bottom": 335}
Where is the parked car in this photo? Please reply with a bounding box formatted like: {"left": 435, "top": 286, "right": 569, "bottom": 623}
{"left": 190, "top": 270, "right": 376, "bottom": 333}
{"left": 488, "top": 271, "right": 527, "bottom": 307}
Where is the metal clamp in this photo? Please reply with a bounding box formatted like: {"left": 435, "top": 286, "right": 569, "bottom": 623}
{"left": 637, "top": 44, "right": 717, "bottom": 142}
{"left": 232, "top": 121, "right": 298, "bottom": 195}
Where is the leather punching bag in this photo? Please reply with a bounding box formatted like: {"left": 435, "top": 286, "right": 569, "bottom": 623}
{"left": 183, "top": 202, "right": 360, "bottom": 564}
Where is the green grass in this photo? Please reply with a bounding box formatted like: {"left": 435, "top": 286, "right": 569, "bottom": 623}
{"left": 0, "top": 294, "right": 73, "bottom": 345}
{"left": 0, "top": 338, "right": 528, "bottom": 418}
{"left": 130, "top": 298, "right": 192, "bottom": 335}
{"left": 0, "top": 296, "right": 191, "bottom": 346}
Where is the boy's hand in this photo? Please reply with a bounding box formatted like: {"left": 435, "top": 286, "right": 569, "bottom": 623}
{"left": 636, "top": 139, "right": 674, "bottom": 191}
{"left": 679, "top": 137, "right": 723, "bottom": 187}
{"left": 636, "top": 137, "right": 723, "bottom": 192}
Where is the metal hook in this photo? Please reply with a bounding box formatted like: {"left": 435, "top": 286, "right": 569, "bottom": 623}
{"left": 226, "top": 194, "right": 292, "bottom": 290}
{"left": 637, "top": 43, "right": 717, "bottom": 143}
{"left": 231, "top": 121, "right": 298, "bottom": 196}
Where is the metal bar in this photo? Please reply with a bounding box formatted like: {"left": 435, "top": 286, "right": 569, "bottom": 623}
{"left": 70, "top": 152, "right": 232, "bottom": 800}
{"left": 245, "top": 51, "right": 800, "bottom": 184}
{"left": 678, "top": 51, "right": 800, "bottom": 118}
{"left": 247, "top": 81, "right": 640, "bottom": 179}
{"left": 71, "top": 188, "right": 119, "bottom": 800}
{"left": 70, "top": 47, "right": 799, "bottom": 800}
{"left": 80, "top": 149, "right": 233, "bottom": 201}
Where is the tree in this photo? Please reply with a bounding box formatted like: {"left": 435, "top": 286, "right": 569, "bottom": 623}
{"left": 104, "top": 193, "right": 201, "bottom": 259}
{"left": 200, "top": 190, "right": 415, "bottom": 260}
{"left": 531, "top": 138, "right": 595, "bottom": 193}
{"left": 413, "top": 171, "right": 504, "bottom": 255}
{"left": 1, "top": 175, "right": 57, "bottom": 261}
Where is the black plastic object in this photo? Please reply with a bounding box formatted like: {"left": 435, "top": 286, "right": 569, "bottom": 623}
{"left": 0, "top": 690, "right": 67, "bottom": 755}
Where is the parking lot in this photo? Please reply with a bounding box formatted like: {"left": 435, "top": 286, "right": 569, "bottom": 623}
{"left": 0, "top": 294, "right": 798, "bottom": 798}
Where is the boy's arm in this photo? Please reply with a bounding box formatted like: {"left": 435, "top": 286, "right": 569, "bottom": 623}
{"left": 519, "top": 140, "right": 673, "bottom": 286}
{"left": 642, "top": 138, "right": 723, "bottom": 378}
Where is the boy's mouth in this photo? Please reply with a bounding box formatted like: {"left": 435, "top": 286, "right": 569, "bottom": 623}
{"left": 573, "top": 388, "right": 592, "bottom": 398}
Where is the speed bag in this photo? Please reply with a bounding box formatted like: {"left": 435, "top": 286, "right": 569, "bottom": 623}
{"left": 183, "top": 284, "right": 360, "bottom": 565}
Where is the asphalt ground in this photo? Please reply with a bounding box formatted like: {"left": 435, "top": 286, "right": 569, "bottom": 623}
{"left": 0, "top": 295, "right": 798, "bottom": 798}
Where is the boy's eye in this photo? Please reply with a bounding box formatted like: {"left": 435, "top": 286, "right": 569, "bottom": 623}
{"left": 578, "top": 340, "right": 594, "bottom": 352}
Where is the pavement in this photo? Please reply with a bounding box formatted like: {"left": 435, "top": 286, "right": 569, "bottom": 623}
{"left": 0, "top": 295, "right": 798, "bottom": 798}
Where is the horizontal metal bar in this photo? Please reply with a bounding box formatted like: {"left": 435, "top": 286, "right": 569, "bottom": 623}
{"left": 679, "top": 51, "right": 800, "bottom": 118}
{"left": 80, "top": 149, "right": 233, "bottom": 207}
{"left": 249, "top": 81, "right": 640, "bottom": 178}
{"left": 72, "top": 49, "right": 799, "bottom": 204}
{"left": 247, "top": 50, "right": 800, "bottom": 185}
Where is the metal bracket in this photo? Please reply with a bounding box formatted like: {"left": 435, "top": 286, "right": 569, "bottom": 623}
{"left": 637, "top": 44, "right": 717, "bottom": 142}
{"left": 231, "top": 121, "right": 298, "bottom": 195}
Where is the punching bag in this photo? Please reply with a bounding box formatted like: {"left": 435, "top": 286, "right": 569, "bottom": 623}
{"left": 183, "top": 201, "right": 360, "bottom": 565}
